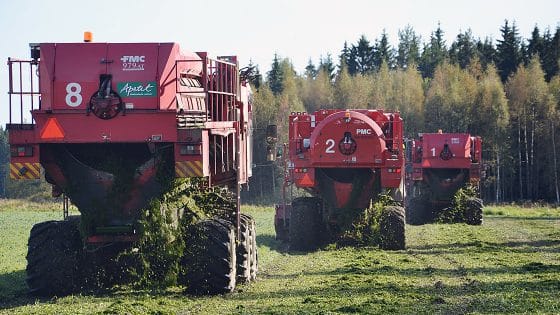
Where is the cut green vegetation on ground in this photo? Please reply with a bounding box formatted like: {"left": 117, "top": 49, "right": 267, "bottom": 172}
{"left": 1, "top": 201, "right": 559, "bottom": 314}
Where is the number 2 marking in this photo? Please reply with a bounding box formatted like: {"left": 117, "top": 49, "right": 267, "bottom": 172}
{"left": 65, "top": 83, "right": 82, "bottom": 107}
{"left": 325, "top": 139, "right": 335, "bottom": 153}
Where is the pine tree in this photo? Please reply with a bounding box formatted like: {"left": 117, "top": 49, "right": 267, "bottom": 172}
{"left": 319, "top": 54, "right": 336, "bottom": 81}
{"left": 520, "top": 42, "right": 529, "bottom": 66}
{"left": 340, "top": 41, "right": 351, "bottom": 68}
{"left": 396, "top": 25, "right": 421, "bottom": 69}
{"left": 241, "top": 59, "right": 262, "bottom": 90}
{"left": 542, "top": 27, "right": 560, "bottom": 81}
{"left": 267, "top": 53, "right": 284, "bottom": 95}
{"left": 496, "top": 20, "right": 522, "bottom": 82}
{"left": 419, "top": 23, "right": 448, "bottom": 78}
{"left": 527, "top": 25, "right": 544, "bottom": 59}
{"left": 449, "top": 29, "right": 477, "bottom": 69}
{"left": 373, "top": 30, "right": 393, "bottom": 70}
{"left": 351, "top": 35, "right": 375, "bottom": 75}
{"left": 304, "top": 58, "right": 317, "bottom": 79}
{"left": 476, "top": 37, "right": 496, "bottom": 70}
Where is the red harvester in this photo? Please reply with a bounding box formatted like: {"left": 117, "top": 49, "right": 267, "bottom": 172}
{"left": 405, "top": 132, "right": 483, "bottom": 225}
{"left": 274, "top": 109, "right": 406, "bottom": 250}
{"left": 7, "top": 40, "right": 257, "bottom": 295}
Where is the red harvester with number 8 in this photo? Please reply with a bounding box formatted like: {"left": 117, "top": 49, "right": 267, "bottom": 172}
{"left": 7, "top": 36, "right": 257, "bottom": 296}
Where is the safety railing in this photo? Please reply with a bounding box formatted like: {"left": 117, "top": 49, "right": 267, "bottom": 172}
{"left": 175, "top": 54, "right": 238, "bottom": 128}
{"left": 7, "top": 58, "right": 40, "bottom": 125}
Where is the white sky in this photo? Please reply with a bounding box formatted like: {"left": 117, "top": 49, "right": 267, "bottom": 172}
{"left": 0, "top": 0, "right": 558, "bottom": 124}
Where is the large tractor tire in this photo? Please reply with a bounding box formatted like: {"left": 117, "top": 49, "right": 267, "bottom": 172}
{"left": 243, "top": 214, "right": 258, "bottom": 281}
{"left": 289, "top": 197, "right": 322, "bottom": 251}
{"left": 238, "top": 213, "right": 259, "bottom": 281}
{"left": 236, "top": 214, "right": 252, "bottom": 283}
{"left": 379, "top": 206, "right": 406, "bottom": 250}
{"left": 26, "top": 220, "right": 82, "bottom": 296}
{"left": 274, "top": 218, "right": 289, "bottom": 241}
{"left": 406, "top": 197, "right": 430, "bottom": 225}
{"left": 464, "top": 197, "right": 483, "bottom": 225}
{"left": 183, "top": 218, "right": 237, "bottom": 295}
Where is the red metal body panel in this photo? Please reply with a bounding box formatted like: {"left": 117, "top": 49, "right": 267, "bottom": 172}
{"left": 8, "top": 126, "right": 37, "bottom": 144}
{"left": 418, "top": 133, "right": 473, "bottom": 169}
{"left": 287, "top": 109, "right": 404, "bottom": 191}
{"left": 405, "top": 132, "right": 483, "bottom": 203}
{"left": 8, "top": 42, "right": 252, "bottom": 183}
{"left": 39, "top": 43, "right": 202, "bottom": 113}
{"left": 32, "top": 112, "right": 177, "bottom": 143}
{"left": 7, "top": 41, "right": 253, "bottom": 243}
{"left": 409, "top": 133, "right": 482, "bottom": 176}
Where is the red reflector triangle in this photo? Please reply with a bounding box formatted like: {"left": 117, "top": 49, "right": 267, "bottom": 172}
{"left": 300, "top": 173, "right": 313, "bottom": 186}
{"left": 40, "top": 118, "right": 65, "bottom": 139}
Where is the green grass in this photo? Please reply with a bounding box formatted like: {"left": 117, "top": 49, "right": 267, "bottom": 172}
{"left": 0, "top": 202, "right": 559, "bottom": 314}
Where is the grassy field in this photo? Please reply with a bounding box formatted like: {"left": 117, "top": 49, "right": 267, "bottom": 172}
{"left": 0, "top": 200, "right": 559, "bottom": 314}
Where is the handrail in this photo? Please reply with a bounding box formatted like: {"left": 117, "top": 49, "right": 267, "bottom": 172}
{"left": 175, "top": 55, "right": 238, "bottom": 126}
{"left": 7, "top": 58, "right": 40, "bottom": 125}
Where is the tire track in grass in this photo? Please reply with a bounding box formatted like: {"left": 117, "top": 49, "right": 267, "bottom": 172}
{"left": 404, "top": 218, "right": 551, "bottom": 313}
{"left": 406, "top": 224, "right": 450, "bottom": 312}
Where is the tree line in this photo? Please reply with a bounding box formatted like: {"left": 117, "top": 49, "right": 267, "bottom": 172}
{"left": 245, "top": 20, "right": 560, "bottom": 204}
{"left": 0, "top": 21, "right": 558, "bottom": 204}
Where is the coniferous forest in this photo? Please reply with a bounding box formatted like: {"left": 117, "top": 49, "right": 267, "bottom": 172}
{"left": 243, "top": 20, "right": 560, "bottom": 204}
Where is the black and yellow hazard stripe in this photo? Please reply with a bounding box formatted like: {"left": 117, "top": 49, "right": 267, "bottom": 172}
{"left": 10, "top": 162, "right": 41, "bottom": 179}
{"left": 175, "top": 160, "right": 203, "bottom": 178}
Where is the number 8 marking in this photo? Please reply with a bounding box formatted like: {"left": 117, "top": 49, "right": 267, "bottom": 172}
{"left": 65, "top": 83, "right": 82, "bottom": 107}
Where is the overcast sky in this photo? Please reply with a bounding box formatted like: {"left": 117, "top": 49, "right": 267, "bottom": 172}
{"left": 0, "top": 0, "right": 558, "bottom": 124}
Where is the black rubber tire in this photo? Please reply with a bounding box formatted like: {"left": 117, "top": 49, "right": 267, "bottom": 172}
{"left": 247, "top": 215, "right": 258, "bottom": 281}
{"left": 236, "top": 215, "right": 251, "bottom": 283}
{"left": 464, "top": 197, "right": 483, "bottom": 225}
{"left": 406, "top": 197, "right": 429, "bottom": 225}
{"left": 275, "top": 219, "right": 289, "bottom": 241}
{"left": 183, "top": 218, "right": 237, "bottom": 295}
{"left": 289, "top": 197, "right": 322, "bottom": 251}
{"left": 379, "top": 206, "right": 406, "bottom": 250}
{"left": 26, "top": 220, "right": 82, "bottom": 296}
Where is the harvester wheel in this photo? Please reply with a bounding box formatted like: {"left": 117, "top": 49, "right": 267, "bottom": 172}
{"left": 26, "top": 220, "right": 82, "bottom": 296}
{"left": 289, "top": 197, "right": 322, "bottom": 251}
{"left": 274, "top": 219, "right": 289, "bottom": 241}
{"left": 183, "top": 218, "right": 237, "bottom": 295}
{"left": 464, "top": 197, "right": 483, "bottom": 225}
{"left": 243, "top": 214, "right": 258, "bottom": 281}
{"left": 251, "top": 218, "right": 259, "bottom": 281}
{"left": 236, "top": 215, "right": 251, "bottom": 283}
{"left": 379, "top": 206, "right": 406, "bottom": 250}
{"left": 406, "top": 197, "right": 429, "bottom": 225}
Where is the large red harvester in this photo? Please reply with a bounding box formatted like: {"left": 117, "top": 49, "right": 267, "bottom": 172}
{"left": 7, "top": 40, "right": 257, "bottom": 295}
{"left": 405, "top": 132, "right": 483, "bottom": 225}
{"left": 274, "top": 109, "right": 406, "bottom": 250}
